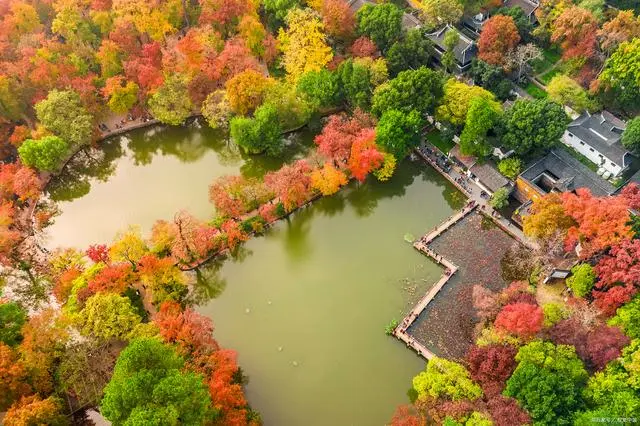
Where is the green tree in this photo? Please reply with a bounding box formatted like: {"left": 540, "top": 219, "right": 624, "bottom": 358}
{"left": 459, "top": 96, "right": 502, "bottom": 156}
{"left": 336, "top": 59, "right": 373, "bottom": 109}
{"left": 490, "top": 187, "right": 510, "bottom": 209}
{"left": 547, "top": 74, "right": 595, "bottom": 113}
{"left": 469, "top": 59, "right": 512, "bottom": 100}
{"left": 230, "top": 103, "right": 283, "bottom": 156}
{"left": 106, "top": 80, "right": 139, "bottom": 114}
{"left": 420, "top": 0, "right": 464, "bottom": 29}
{"left": 497, "top": 157, "right": 522, "bottom": 180}
{"left": 375, "top": 109, "right": 424, "bottom": 159}
{"left": 598, "top": 38, "right": 640, "bottom": 110}
{"left": 356, "top": 3, "right": 403, "bottom": 52}
{"left": 580, "top": 347, "right": 640, "bottom": 420}
{"left": 566, "top": 263, "right": 595, "bottom": 297}
{"left": 18, "top": 136, "right": 69, "bottom": 172}
{"left": 609, "top": 295, "right": 640, "bottom": 339}
{"left": 35, "top": 89, "right": 93, "bottom": 147}
{"left": 622, "top": 117, "right": 640, "bottom": 153}
{"left": 412, "top": 357, "right": 483, "bottom": 402}
{"left": 0, "top": 302, "right": 27, "bottom": 346}
{"left": 542, "top": 302, "right": 569, "bottom": 327}
{"left": 297, "top": 68, "right": 341, "bottom": 110}
{"left": 0, "top": 76, "right": 26, "bottom": 121}
{"left": 371, "top": 66, "right": 444, "bottom": 117}
{"left": 263, "top": 0, "right": 301, "bottom": 24}
{"left": 437, "top": 79, "right": 497, "bottom": 126}
{"left": 386, "top": 29, "right": 435, "bottom": 77}
{"left": 148, "top": 74, "right": 192, "bottom": 126}
{"left": 441, "top": 29, "right": 460, "bottom": 73}
{"left": 264, "top": 82, "right": 312, "bottom": 130}
{"left": 501, "top": 98, "right": 569, "bottom": 156}
{"left": 78, "top": 293, "right": 141, "bottom": 341}
{"left": 505, "top": 341, "right": 588, "bottom": 425}
{"left": 101, "top": 338, "right": 212, "bottom": 425}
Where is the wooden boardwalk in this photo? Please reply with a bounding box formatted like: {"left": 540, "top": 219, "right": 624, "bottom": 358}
{"left": 392, "top": 203, "right": 478, "bottom": 359}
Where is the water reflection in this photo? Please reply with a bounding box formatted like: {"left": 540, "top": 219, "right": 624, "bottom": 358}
{"left": 47, "top": 118, "right": 317, "bottom": 204}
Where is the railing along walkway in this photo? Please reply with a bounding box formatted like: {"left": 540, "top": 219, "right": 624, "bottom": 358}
{"left": 392, "top": 203, "right": 478, "bottom": 359}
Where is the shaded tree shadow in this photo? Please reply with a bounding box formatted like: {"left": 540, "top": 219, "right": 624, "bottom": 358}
{"left": 188, "top": 257, "right": 229, "bottom": 305}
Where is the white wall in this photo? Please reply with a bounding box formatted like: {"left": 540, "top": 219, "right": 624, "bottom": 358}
{"left": 562, "top": 131, "right": 623, "bottom": 177}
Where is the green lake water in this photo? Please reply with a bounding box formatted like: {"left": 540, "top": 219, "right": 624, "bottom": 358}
{"left": 45, "top": 120, "right": 465, "bottom": 425}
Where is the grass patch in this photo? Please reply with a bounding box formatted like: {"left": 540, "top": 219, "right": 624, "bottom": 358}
{"left": 532, "top": 46, "right": 561, "bottom": 74}
{"left": 521, "top": 81, "right": 548, "bottom": 99}
{"left": 540, "top": 69, "right": 561, "bottom": 86}
{"left": 557, "top": 143, "right": 599, "bottom": 172}
{"left": 426, "top": 129, "right": 455, "bottom": 154}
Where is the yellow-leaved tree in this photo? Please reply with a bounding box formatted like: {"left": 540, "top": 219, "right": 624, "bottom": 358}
{"left": 277, "top": 8, "right": 333, "bottom": 82}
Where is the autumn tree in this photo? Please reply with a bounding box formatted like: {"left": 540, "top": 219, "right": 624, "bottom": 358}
{"left": 551, "top": 6, "right": 598, "bottom": 60}
{"left": 501, "top": 98, "right": 568, "bottom": 156}
{"left": 199, "top": 0, "right": 253, "bottom": 28}
{"left": 155, "top": 301, "right": 219, "bottom": 356}
{"left": 101, "top": 338, "right": 213, "bottom": 424}
{"left": 375, "top": 109, "right": 423, "bottom": 160}
{"left": 3, "top": 395, "right": 67, "bottom": 426}
{"left": 209, "top": 175, "right": 272, "bottom": 218}
{"left": 372, "top": 66, "right": 444, "bottom": 117}
{"left": 547, "top": 74, "right": 594, "bottom": 113}
{"left": 386, "top": 29, "right": 435, "bottom": 77}
{"left": 202, "top": 90, "right": 232, "bottom": 130}
{"left": 478, "top": 15, "right": 520, "bottom": 67}
{"left": 348, "top": 128, "right": 384, "bottom": 182}
{"left": 278, "top": 8, "right": 333, "bottom": 82}
{"left": 350, "top": 36, "right": 378, "bottom": 58}
{"left": 390, "top": 405, "right": 426, "bottom": 426}
{"left": 322, "top": 0, "right": 355, "bottom": 39}
{"left": 0, "top": 343, "right": 31, "bottom": 411}
{"left": 586, "top": 325, "right": 630, "bottom": 370}
{"left": 597, "top": 10, "right": 640, "bottom": 53}
{"left": 436, "top": 79, "right": 497, "bottom": 126}
{"left": 18, "top": 136, "right": 69, "bottom": 172}
{"left": 148, "top": 74, "right": 193, "bottom": 125}
{"left": 412, "top": 357, "right": 483, "bottom": 402}
{"left": 420, "top": 0, "right": 464, "bottom": 29}
{"left": 356, "top": 3, "right": 403, "bottom": 52}
{"left": 562, "top": 188, "right": 633, "bottom": 257}
{"left": 138, "top": 254, "right": 188, "bottom": 306}
{"left": 35, "top": 89, "right": 93, "bottom": 147}
{"left": 102, "top": 76, "right": 139, "bottom": 114}
{"left": 311, "top": 163, "right": 348, "bottom": 195}
{"left": 494, "top": 302, "right": 543, "bottom": 338}
{"left": 522, "top": 193, "right": 575, "bottom": 240}
{"left": 78, "top": 293, "right": 141, "bottom": 340}
{"left": 264, "top": 159, "right": 313, "bottom": 211}
{"left": 123, "top": 42, "right": 164, "bottom": 95}
{"left": 225, "top": 69, "right": 272, "bottom": 116}
{"left": 466, "top": 344, "right": 517, "bottom": 395}
{"left": 314, "top": 111, "right": 376, "bottom": 167}
{"left": 486, "top": 395, "right": 532, "bottom": 426}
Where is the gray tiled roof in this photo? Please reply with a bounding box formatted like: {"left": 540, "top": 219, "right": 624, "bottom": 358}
{"left": 503, "top": 0, "right": 539, "bottom": 16}
{"left": 520, "top": 148, "right": 616, "bottom": 196}
{"left": 470, "top": 162, "right": 510, "bottom": 192}
{"left": 426, "top": 25, "right": 476, "bottom": 67}
{"left": 567, "top": 111, "right": 631, "bottom": 168}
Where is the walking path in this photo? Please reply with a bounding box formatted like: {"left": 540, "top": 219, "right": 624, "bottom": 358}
{"left": 392, "top": 143, "right": 538, "bottom": 359}
{"left": 392, "top": 203, "right": 478, "bottom": 359}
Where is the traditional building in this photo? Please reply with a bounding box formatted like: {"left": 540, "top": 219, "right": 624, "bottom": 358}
{"left": 562, "top": 111, "right": 632, "bottom": 178}
{"left": 426, "top": 25, "right": 477, "bottom": 72}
